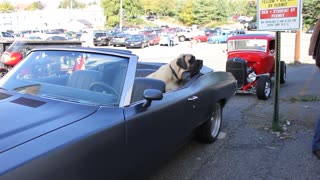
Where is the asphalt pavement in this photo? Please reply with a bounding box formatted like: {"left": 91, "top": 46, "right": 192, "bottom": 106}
{"left": 146, "top": 61, "right": 320, "bottom": 180}
{"left": 107, "top": 32, "right": 320, "bottom": 179}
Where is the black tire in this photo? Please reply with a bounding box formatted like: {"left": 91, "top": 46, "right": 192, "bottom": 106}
{"left": 196, "top": 102, "right": 222, "bottom": 143}
{"left": 280, "top": 61, "right": 286, "bottom": 84}
{"left": 0, "top": 68, "right": 8, "bottom": 77}
{"left": 256, "top": 75, "right": 272, "bottom": 100}
{"left": 179, "top": 36, "right": 185, "bottom": 42}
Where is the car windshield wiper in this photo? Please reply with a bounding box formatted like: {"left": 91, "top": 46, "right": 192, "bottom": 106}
{"left": 13, "top": 84, "right": 41, "bottom": 94}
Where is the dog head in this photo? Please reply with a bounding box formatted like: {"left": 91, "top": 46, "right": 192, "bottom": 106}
{"left": 170, "top": 54, "right": 203, "bottom": 80}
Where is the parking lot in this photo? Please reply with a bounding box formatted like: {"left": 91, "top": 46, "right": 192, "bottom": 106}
{"left": 106, "top": 32, "right": 314, "bottom": 72}
{"left": 141, "top": 32, "right": 320, "bottom": 180}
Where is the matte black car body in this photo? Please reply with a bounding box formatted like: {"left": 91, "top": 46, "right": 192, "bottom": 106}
{"left": 93, "top": 32, "right": 112, "bottom": 46}
{"left": 247, "top": 22, "right": 257, "bottom": 30}
{"left": 0, "top": 47, "right": 237, "bottom": 180}
{"left": 125, "top": 34, "right": 150, "bottom": 48}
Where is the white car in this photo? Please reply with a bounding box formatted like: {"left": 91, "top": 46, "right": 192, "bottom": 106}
{"left": 159, "top": 34, "right": 179, "bottom": 46}
{"left": 0, "top": 31, "right": 14, "bottom": 40}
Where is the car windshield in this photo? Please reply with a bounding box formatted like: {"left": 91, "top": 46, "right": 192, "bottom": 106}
{"left": 227, "top": 39, "right": 268, "bottom": 52}
{"left": 129, "top": 35, "right": 143, "bottom": 40}
{"left": 0, "top": 50, "right": 129, "bottom": 106}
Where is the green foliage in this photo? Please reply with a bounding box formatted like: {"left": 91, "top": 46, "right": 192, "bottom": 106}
{"left": 99, "top": 0, "right": 319, "bottom": 28}
{"left": 303, "top": 0, "right": 320, "bottom": 28}
{"left": 178, "top": 0, "right": 194, "bottom": 25}
{"left": 0, "top": 1, "right": 15, "bottom": 13}
{"left": 58, "top": 0, "right": 86, "bottom": 9}
{"left": 101, "top": 0, "right": 143, "bottom": 27}
{"left": 192, "top": 0, "right": 216, "bottom": 25}
{"left": 26, "top": 1, "right": 45, "bottom": 11}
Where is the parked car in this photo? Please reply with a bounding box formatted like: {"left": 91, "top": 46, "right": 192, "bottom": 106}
{"left": 306, "top": 27, "right": 314, "bottom": 34}
{"left": 159, "top": 34, "right": 179, "bottom": 46}
{"left": 207, "top": 31, "right": 232, "bottom": 43}
{"left": 0, "top": 40, "right": 13, "bottom": 57}
{"left": 193, "top": 33, "right": 212, "bottom": 42}
{"left": 231, "top": 29, "right": 246, "bottom": 35}
{"left": 45, "top": 35, "right": 67, "bottom": 41}
{"left": 147, "top": 34, "right": 160, "bottom": 45}
{"left": 93, "top": 31, "right": 113, "bottom": 46}
{"left": 226, "top": 34, "right": 286, "bottom": 100}
{"left": 0, "top": 40, "right": 81, "bottom": 77}
{"left": 0, "top": 31, "right": 14, "bottom": 40}
{"left": 111, "top": 33, "right": 131, "bottom": 47}
{"left": 247, "top": 22, "right": 258, "bottom": 30}
{"left": 176, "top": 28, "right": 194, "bottom": 42}
{"left": 125, "top": 34, "right": 150, "bottom": 48}
{"left": 0, "top": 46, "right": 237, "bottom": 180}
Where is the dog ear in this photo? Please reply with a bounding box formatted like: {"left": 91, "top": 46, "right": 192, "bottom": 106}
{"left": 176, "top": 55, "right": 189, "bottom": 70}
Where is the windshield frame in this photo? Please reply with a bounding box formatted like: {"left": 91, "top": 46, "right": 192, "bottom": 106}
{"left": 0, "top": 49, "right": 136, "bottom": 107}
{"left": 227, "top": 39, "right": 268, "bottom": 53}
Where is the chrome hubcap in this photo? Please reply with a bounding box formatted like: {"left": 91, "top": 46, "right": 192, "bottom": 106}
{"left": 211, "top": 104, "right": 221, "bottom": 137}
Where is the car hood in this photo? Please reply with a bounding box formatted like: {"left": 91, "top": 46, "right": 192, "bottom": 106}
{"left": 0, "top": 91, "right": 99, "bottom": 154}
{"left": 227, "top": 51, "right": 266, "bottom": 62}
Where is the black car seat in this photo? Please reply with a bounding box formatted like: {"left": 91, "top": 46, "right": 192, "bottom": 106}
{"left": 66, "top": 70, "right": 102, "bottom": 90}
{"left": 135, "top": 69, "right": 156, "bottom": 77}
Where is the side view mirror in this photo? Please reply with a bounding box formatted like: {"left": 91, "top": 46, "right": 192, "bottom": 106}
{"left": 142, "top": 89, "right": 163, "bottom": 108}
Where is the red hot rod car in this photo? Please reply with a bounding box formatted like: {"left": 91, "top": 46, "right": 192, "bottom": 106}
{"left": 226, "top": 34, "right": 286, "bottom": 100}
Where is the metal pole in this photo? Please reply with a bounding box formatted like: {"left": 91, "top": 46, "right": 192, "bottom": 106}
{"left": 120, "top": 0, "right": 123, "bottom": 32}
{"left": 294, "top": 30, "right": 301, "bottom": 63}
{"left": 272, "top": 31, "right": 282, "bottom": 131}
{"left": 70, "top": 0, "right": 73, "bottom": 20}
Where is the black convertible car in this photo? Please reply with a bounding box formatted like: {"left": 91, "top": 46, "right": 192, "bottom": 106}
{"left": 0, "top": 47, "right": 237, "bottom": 180}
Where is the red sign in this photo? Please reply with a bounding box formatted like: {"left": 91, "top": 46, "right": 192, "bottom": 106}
{"left": 260, "top": 7, "right": 298, "bottom": 19}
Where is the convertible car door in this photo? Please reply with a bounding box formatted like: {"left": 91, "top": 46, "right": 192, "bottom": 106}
{"left": 123, "top": 89, "right": 199, "bottom": 176}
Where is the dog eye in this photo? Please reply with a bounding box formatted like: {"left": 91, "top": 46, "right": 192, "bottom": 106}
{"left": 189, "top": 59, "right": 194, "bottom": 63}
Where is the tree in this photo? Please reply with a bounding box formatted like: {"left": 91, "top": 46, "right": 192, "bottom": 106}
{"left": 0, "top": 1, "right": 15, "bottom": 13}
{"left": 178, "top": 0, "right": 194, "bottom": 25}
{"left": 58, "top": 0, "right": 86, "bottom": 9}
{"left": 101, "top": 0, "right": 143, "bottom": 27}
{"left": 156, "top": 0, "right": 177, "bottom": 16}
{"left": 303, "top": 0, "right": 320, "bottom": 28}
{"left": 26, "top": 1, "right": 45, "bottom": 11}
{"left": 141, "top": 0, "right": 157, "bottom": 14}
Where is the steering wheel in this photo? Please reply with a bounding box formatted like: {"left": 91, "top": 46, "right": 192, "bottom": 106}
{"left": 89, "top": 82, "right": 118, "bottom": 96}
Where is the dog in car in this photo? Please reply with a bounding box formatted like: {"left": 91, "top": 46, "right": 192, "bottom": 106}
{"left": 147, "top": 54, "right": 203, "bottom": 92}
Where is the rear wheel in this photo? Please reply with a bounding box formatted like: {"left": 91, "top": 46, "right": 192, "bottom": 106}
{"left": 0, "top": 69, "right": 8, "bottom": 77}
{"left": 179, "top": 36, "right": 185, "bottom": 42}
{"left": 196, "top": 102, "right": 222, "bottom": 143}
{"left": 280, "top": 61, "right": 286, "bottom": 84}
{"left": 256, "top": 75, "right": 272, "bottom": 100}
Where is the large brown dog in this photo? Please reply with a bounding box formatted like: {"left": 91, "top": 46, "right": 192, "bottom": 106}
{"left": 147, "top": 54, "right": 203, "bottom": 92}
